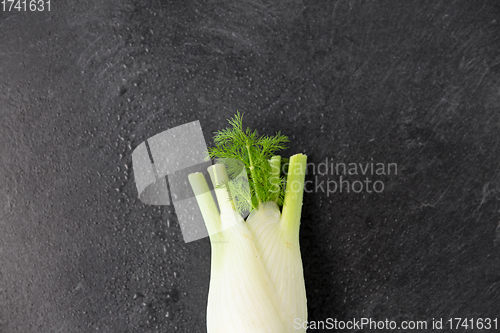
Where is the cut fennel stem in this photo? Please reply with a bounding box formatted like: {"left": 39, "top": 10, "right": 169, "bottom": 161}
{"left": 188, "top": 153, "right": 307, "bottom": 333}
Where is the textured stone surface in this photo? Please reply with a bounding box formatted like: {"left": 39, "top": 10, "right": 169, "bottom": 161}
{"left": 1, "top": 1, "right": 499, "bottom": 332}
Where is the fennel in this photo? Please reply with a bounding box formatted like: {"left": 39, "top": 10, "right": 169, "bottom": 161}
{"left": 189, "top": 113, "right": 307, "bottom": 332}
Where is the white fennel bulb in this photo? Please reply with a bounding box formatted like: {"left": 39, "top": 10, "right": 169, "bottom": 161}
{"left": 247, "top": 201, "right": 307, "bottom": 330}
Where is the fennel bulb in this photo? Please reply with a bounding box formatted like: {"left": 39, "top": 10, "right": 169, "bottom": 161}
{"left": 189, "top": 113, "right": 307, "bottom": 332}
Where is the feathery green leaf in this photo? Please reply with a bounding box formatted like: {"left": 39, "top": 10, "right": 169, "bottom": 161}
{"left": 208, "top": 112, "right": 289, "bottom": 213}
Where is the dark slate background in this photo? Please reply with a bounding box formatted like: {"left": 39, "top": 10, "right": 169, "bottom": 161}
{"left": 1, "top": 1, "right": 499, "bottom": 332}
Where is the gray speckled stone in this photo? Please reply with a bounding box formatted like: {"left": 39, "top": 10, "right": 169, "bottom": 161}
{"left": 1, "top": 1, "right": 499, "bottom": 332}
